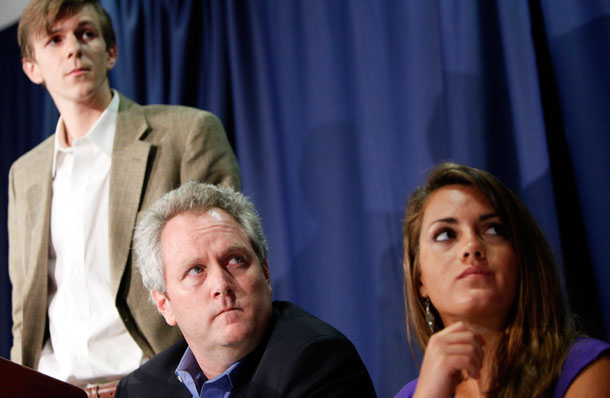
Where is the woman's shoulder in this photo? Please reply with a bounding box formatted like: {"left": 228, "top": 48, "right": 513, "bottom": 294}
{"left": 554, "top": 336, "right": 610, "bottom": 397}
{"left": 395, "top": 378, "right": 418, "bottom": 398}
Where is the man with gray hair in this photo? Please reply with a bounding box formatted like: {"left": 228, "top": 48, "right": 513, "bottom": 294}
{"left": 116, "top": 182, "right": 376, "bottom": 397}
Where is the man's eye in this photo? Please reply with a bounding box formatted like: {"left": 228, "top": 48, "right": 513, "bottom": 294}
{"left": 434, "top": 229, "right": 455, "bottom": 242}
{"left": 188, "top": 265, "right": 204, "bottom": 275}
{"left": 48, "top": 36, "right": 61, "bottom": 45}
{"left": 228, "top": 255, "right": 245, "bottom": 266}
{"left": 81, "top": 30, "right": 95, "bottom": 40}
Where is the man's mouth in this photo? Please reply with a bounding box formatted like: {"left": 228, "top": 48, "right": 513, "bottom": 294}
{"left": 216, "top": 307, "right": 239, "bottom": 318}
{"left": 67, "top": 67, "right": 90, "bottom": 77}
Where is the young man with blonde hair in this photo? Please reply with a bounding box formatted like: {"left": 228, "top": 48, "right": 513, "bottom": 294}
{"left": 9, "top": 1, "right": 240, "bottom": 396}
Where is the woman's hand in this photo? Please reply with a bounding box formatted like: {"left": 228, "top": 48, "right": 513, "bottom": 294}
{"left": 414, "top": 322, "right": 485, "bottom": 398}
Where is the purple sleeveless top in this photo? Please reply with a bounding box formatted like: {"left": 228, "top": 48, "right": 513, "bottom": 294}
{"left": 394, "top": 337, "right": 610, "bottom": 398}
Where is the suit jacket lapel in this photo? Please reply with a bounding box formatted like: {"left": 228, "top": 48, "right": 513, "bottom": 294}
{"left": 22, "top": 139, "right": 53, "bottom": 366}
{"left": 108, "top": 94, "right": 151, "bottom": 294}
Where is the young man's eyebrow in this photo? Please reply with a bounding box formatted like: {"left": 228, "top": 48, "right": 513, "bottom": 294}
{"left": 45, "top": 19, "right": 96, "bottom": 35}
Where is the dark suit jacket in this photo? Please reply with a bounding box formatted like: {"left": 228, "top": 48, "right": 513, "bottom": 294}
{"left": 116, "top": 301, "right": 377, "bottom": 397}
{"left": 8, "top": 92, "right": 240, "bottom": 368}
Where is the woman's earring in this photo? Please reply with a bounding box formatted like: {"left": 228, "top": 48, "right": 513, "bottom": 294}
{"left": 424, "top": 297, "right": 435, "bottom": 333}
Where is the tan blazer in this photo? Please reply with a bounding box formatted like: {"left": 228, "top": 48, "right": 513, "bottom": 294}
{"left": 8, "top": 93, "right": 241, "bottom": 369}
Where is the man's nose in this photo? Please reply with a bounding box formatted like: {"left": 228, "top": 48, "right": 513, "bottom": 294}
{"left": 209, "top": 266, "right": 235, "bottom": 298}
{"left": 65, "top": 33, "right": 82, "bottom": 58}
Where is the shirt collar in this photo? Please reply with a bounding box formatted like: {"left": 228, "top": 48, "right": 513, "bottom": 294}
{"left": 175, "top": 346, "right": 241, "bottom": 398}
{"left": 51, "top": 89, "right": 120, "bottom": 176}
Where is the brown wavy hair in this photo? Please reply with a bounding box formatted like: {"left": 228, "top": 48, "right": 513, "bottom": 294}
{"left": 402, "top": 162, "right": 574, "bottom": 397}
{"left": 18, "top": 0, "right": 116, "bottom": 60}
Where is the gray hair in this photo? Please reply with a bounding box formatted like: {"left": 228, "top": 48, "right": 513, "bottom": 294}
{"left": 134, "top": 182, "right": 268, "bottom": 293}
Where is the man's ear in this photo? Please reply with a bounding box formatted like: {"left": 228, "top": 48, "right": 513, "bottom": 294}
{"left": 151, "top": 290, "right": 177, "bottom": 326}
{"left": 262, "top": 259, "right": 272, "bottom": 294}
{"left": 106, "top": 43, "right": 117, "bottom": 71}
{"left": 262, "top": 259, "right": 270, "bottom": 283}
{"left": 22, "top": 58, "right": 44, "bottom": 85}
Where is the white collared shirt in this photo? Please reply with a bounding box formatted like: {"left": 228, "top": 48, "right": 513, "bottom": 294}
{"left": 38, "top": 91, "right": 146, "bottom": 386}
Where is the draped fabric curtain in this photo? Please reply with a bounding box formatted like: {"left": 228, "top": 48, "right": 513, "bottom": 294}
{"left": 1, "top": 1, "right": 609, "bottom": 396}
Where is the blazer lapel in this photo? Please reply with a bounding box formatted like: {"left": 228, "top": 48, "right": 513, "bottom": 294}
{"left": 108, "top": 94, "right": 151, "bottom": 294}
{"left": 21, "top": 139, "right": 53, "bottom": 366}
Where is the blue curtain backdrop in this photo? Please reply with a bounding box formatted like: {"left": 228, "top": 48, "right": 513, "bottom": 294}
{"left": 1, "top": 1, "right": 609, "bottom": 396}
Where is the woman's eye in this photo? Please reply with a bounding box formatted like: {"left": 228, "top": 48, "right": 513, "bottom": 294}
{"left": 485, "top": 223, "right": 506, "bottom": 236}
{"left": 434, "top": 229, "right": 455, "bottom": 242}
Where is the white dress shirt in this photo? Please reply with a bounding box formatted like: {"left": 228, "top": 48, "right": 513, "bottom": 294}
{"left": 37, "top": 92, "right": 146, "bottom": 386}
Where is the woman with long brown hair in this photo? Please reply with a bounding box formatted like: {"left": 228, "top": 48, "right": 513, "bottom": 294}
{"left": 396, "top": 162, "right": 610, "bottom": 398}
